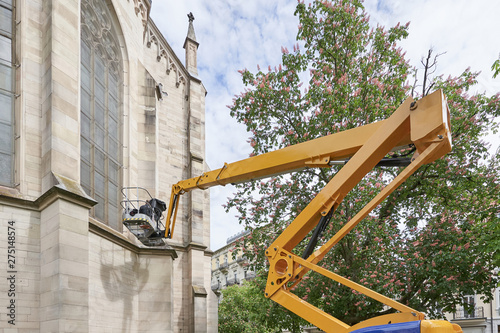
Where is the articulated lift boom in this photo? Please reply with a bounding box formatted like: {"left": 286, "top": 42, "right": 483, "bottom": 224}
{"left": 164, "top": 89, "right": 462, "bottom": 333}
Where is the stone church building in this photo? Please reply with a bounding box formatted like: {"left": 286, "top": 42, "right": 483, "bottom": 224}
{"left": 0, "top": 0, "right": 217, "bottom": 331}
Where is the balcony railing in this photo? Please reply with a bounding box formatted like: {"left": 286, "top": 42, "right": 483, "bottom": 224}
{"left": 453, "top": 306, "right": 484, "bottom": 320}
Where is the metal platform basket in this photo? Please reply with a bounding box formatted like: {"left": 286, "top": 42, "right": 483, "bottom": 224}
{"left": 121, "top": 187, "right": 167, "bottom": 246}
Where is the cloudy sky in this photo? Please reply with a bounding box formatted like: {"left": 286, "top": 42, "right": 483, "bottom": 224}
{"left": 150, "top": 0, "right": 500, "bottom": 250}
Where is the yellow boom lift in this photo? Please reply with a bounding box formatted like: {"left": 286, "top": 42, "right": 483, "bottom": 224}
{"left": 128, "top": 89, "right": 463, "bottom": 332}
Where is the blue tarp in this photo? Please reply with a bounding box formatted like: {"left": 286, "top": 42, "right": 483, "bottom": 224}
{"left": 350, "top": 321, "right": 421, "bottom": 333}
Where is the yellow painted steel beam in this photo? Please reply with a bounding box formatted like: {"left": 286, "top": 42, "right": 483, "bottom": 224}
{"left": 267, "top": 96, "right": 414, "bottom": 254}
{"left": 164, "top": 104, "right": 408, "bottom": 239}
{"left": 165, "top": 89, "right": 455, "bottom": 332}
{"left": 420, "top": 320, "right": 463, "bottom": 333}
{"left": 272, "top": 288, "right": 351, "bottom": 332}
{"left": 173, "top": 120, "right": 395, "bottom": 192}
{"left": 307, "top": 140, "right": 448, "bottom": 268}
{"left": 262, "top": 91, "right": 451, "bottom": 330}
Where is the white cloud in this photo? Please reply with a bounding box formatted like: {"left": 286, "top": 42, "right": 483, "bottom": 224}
{"left": 367, "top": 0, "right": 500, "bottom": 94}
{"left": 151, "top": 0, "right": 500, "bottom": 250}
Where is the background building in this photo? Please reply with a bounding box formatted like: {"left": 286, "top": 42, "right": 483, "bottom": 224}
{"left": 0, "top": 0, "right": 217, "bottom": 331}
{"left": 211, "top": 230, "right": 256, "bottom": 296}
{"left": 447, "top": 288, "right": 500, "bottom": 333}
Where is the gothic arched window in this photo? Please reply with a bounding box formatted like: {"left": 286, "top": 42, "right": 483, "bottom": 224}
{"left": 0, "top": 0, "right": 15, "bottom": 186}
{"left": 80, "top": 0, "right": 122, "bottom": 229}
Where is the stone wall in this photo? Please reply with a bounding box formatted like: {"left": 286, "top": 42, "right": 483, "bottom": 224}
{"left": 0, "top": 0, "right": 217, "bottom": 331}
{"left": 0, "top": 201, "right": 40, "bottom": 331}
{"left": 88, "top": 225, "right": 175, "bottom": 333}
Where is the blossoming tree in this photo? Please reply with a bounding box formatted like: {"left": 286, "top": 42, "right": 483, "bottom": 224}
{"left": 224, "top": 0, "right": 500, "bottom": 329}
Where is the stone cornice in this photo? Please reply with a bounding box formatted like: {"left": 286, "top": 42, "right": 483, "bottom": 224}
{"left": 35, "top": 184, "right": 98, "bottom": 211}
{"left": 0, "top": 181, "right": 97, "bottom": 212}
{"left": 192, "top": 285, "right": 207, "bottom": 298}
{"left": 0, "top": 191, "right": 38, "bottom": 211}
{"left": 187, "top": 241, "right": 207, "bottom": 252}
{"left": 168, "top": 241, "right": 213, "bottom": 257}
{"left": 0, "top": 183, "right": 178, "bottom": 260}
{"left": 89, "top": 218, "right": 178, "bottom": 259}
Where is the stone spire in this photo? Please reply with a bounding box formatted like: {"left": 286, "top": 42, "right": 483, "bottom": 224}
{"left": 184, "top": 12, "right": 199, "bottom": 76}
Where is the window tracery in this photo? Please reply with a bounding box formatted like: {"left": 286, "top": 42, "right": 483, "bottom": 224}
{"left": 80, "top": 0, "right": 123, "bottom": 229}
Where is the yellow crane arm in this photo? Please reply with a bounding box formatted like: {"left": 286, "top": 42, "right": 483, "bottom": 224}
{"left": 165, "top": 89, "right": 460, "bottom": 332}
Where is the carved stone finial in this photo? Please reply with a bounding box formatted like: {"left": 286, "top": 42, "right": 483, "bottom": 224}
{"left": 185, "top": 11, "right": 197, "bottom": 44}
{"left": 184, "top": 11, "right": 198, "bottom": 76}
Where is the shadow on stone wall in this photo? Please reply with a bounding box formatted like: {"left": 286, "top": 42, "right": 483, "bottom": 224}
{"left": 100, "top": 250, "right": 150, "bottom": 332}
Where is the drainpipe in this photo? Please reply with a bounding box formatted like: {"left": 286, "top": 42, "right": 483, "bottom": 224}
{"left": 490, "top": 297, "right": 493, "bottom": 333}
